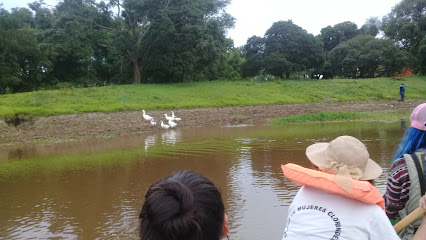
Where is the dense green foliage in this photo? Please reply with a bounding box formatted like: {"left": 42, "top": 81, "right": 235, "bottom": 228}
{"left": 240, "top": 0, "right": 425, "bottom": 80}
{"left": 242, "top": 21, "right": 324, "bottom": 78}
{"left": 382, "top": 0, "right": 426, "bottom": 70}
{"left": 0, "top": 0, "right": 425, "bottom": 94}
{"left": 359, "top": 17, "right": 381, "bottom": 37}
{"left": 0, "top": 76, "right": 424, "bottom": 118}
{"left": 0, "top": 0, "right": 235, "bottom": 93}
{"left": 264, "top": 21, "right": 323, "bottom": 78}
{"left": 0, "top": 7, "right": 53, "bottom": 93}
{"left": 329, "top": 35, "right": 409, "bottom": 78}
{"left": 320, "top": 21, "right": 359, "bottom": 51}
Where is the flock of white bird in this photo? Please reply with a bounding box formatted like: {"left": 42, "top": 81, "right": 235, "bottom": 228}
{"left": 142, "top": 110, "right": 181, "bottom": 130}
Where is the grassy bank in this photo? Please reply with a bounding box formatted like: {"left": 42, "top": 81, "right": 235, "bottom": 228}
{"left": 0, "top": 76, "right": 425, "bottom": 118}
{"left": 268, "top": 111, "right": 410, "bottom": 124}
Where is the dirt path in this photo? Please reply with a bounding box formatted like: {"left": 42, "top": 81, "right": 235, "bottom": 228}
{"left": 1, "top": 99, "right": 424, "bottom": 146}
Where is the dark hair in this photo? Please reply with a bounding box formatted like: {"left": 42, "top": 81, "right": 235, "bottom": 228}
{"left": 139, "top": 170, "right": 225, "bottom": 240}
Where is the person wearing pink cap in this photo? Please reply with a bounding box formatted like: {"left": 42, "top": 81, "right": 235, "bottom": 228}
{"left": 384, "top": 103, "right": 426, "bottom": 239}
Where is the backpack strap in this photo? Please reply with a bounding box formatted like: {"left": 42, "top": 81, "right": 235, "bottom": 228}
{"left": 410, "top": 153, "right": 426, "bottom": 196}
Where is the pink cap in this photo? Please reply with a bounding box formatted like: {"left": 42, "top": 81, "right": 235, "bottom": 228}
{"left": 410, "top": 103, "right": 426, "bottom": 131}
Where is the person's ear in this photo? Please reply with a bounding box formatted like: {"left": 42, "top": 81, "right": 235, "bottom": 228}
{"left": 221, "top": 213, "right": 229, "bottom": 237}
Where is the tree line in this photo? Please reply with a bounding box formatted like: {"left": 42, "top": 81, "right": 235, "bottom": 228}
{"left": 0, "top": 0, "right": 425, "bottom": 94}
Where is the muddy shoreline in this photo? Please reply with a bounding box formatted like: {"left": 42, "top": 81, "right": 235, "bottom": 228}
{"left": 1, "top": 99, "right": 424, "bottom": 147}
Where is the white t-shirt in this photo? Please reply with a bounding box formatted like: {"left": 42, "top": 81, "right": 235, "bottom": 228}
{"left": 283, "top": 186, "right": 400, "bottom": 240}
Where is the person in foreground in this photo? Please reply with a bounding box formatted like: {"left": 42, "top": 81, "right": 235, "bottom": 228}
{"left": 139, "top": 170, "right": 229, "bottom": 240}
{"left": 281, "top": 135, "right": 400, "bottom": 239}
{"left": 384, "top": 102, "right": 426, "bottom": 239}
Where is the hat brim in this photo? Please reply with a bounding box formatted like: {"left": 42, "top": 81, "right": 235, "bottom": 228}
{"left": 305, "top": 142, "right": 330, "bottom": 168}
{"left": 361, "top": 159, "right": 383, "bottom": 180}
{"left": 305, "top": 142, "right": 382, "bottom": 180}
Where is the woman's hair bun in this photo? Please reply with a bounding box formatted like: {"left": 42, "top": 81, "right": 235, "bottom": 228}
{"left": 147, "top": 180, "right": 195, "bottom": 222}
{"left": 140, "top": 170, "right": 225, "bottom": 240}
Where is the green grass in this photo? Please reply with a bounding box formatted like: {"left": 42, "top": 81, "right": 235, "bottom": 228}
{"left": 0, "top": 76, "right": 425, "bottom": 118}
{"left": 268, "top": 111, "right": 410, "bottom": 124}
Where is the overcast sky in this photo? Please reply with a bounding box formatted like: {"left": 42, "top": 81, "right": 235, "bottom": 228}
{"left": 2, "top": 0, "right": 402, "bottom": 46}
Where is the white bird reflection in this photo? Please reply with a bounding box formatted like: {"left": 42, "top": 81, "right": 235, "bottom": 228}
{"left": 144, "top": 134, "right": 157, "bottom": 152}
{"left": 161, "top": 129, "right": 181, "bottom": 146}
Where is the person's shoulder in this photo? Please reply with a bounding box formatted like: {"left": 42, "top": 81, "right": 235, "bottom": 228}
{"left": 389, "top": 157, "right": 408, "bottom": 175}
{"left": 368, "top": 209, "right": 401, "bottom": 239}
{"left": 391, "top": 157, "right": 407, "bottom": 168}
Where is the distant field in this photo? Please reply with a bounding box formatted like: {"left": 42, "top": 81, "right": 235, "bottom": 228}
{"left": 0, "top": 76, "right": 425, "bottom": 118}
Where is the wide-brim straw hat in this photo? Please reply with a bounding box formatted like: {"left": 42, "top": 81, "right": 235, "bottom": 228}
{"left": 306, "top": 135, "right": 382, "bottom": 180}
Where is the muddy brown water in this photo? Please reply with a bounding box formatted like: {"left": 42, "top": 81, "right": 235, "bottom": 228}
{"left": 0, "top": 121, "right": 407, "bottom": 240}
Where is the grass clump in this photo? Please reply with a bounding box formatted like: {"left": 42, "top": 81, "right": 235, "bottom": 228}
{"left": 269, "top": 111, "right": 410, "bottom": 124}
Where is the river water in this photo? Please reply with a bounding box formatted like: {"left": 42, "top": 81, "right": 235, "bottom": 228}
{"left": 0, "top": 120, "right": 407, "bottom": 240}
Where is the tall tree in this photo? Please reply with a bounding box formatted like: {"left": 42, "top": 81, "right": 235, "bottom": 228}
{"left": 140, "top": 0, "right": 234, "bottom": 83}
{"left": 382, "top": 0, "right": 425, "bottom": 52}
{"left": 41, "top": 0, "right": 107, "bottom": 84}
{"left": 104, "top": 0, "right": 234, "bottom": 83}
{"left": 264, "top": 20, "right": 324, "bottom": 78}
{"left": 28, "top": 1, "right": 55, "bottom": 30}
{"left": 320, "top": 21, "right": 359, "bottom": 51}
{"left": 329, "top": 35, "right": 409, "bottom": 78}
{"left": 223, "top": 45, "right": 245, "bottom": 79}
{"left": 0, "top": 7, "right": 51, "bottom": 93}
{"left": 418, "top": 37, "right": 426, "bottom": 74}
{"left": 111, "top": 0, "right": 172, "bottom": 84}
{"left": 360, "top": 17, "right": 381, "bottom": 37}
{"left": 382, "top": 0, "right": 426, "bottom": 72}
{"left": 241, "top": 35, "right": 265, "bottom": 77}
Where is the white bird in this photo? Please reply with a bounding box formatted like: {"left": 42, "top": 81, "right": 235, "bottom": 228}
{"left": 150, "top": 118, "right": 157, "bottom": 126}
{"left": 171, "top": 111, "right": 182, "bottom": 121}
{"left": 168, "top": 119, "right": 177, "bottom": 129}
{"left": 142, "top": 110, "right": 153, "bottom": 121}
{"left": 161, "top": 120, "right": 170, "bottom": 130}
{"left": 164, "top": 113, "right": 174, "bottom": 121}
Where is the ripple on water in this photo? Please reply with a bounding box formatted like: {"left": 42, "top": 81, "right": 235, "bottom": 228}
{"left": 0, "top": 121, "right": 404, "bottom": 240}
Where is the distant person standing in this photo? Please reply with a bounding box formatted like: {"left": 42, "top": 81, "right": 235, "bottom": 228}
{"left": 399, "top": 83, "right": 408, "bottom": 102}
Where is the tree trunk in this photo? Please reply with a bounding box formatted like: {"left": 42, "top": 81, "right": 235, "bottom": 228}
{"left": 181, "top": 71, "right": 186, "bottom": 83}
{"left": 133, "top": 61, "right": 141, "bottom": 84}
{"left": 286, "top": 72, "right": 290, "bottom": 79}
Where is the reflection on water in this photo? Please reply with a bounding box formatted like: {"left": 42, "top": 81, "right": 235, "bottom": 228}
{"left": 0, "top": 121, "right": 407, "bottom": 240}
{"left": 161, "top": 129, "right": 181, "bottom": 146}
{"left": 401, "top": 119, "right": 407, "bottom": 130}
{"left": 227, "top": 137, "right": 293, "bottom": 239}
{"left": 144, "top": 134, "right": 157, "bottom": 152}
